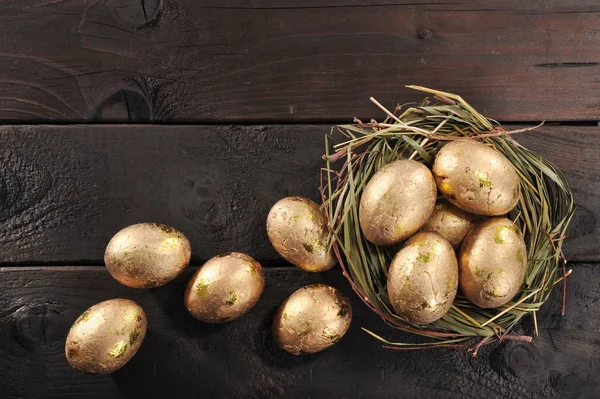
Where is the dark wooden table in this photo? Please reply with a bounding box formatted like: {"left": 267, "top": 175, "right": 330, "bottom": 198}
{"left": 1, "top": 1, "right": 599, "bottom": 398}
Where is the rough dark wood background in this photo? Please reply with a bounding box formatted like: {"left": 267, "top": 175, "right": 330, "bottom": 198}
{"left": 1, "top": 1, "right": 599, "bottom": 398}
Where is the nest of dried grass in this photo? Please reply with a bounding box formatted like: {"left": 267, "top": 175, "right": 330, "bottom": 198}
{"left": 321, "top": 86, "right": 575, "bottom": 354}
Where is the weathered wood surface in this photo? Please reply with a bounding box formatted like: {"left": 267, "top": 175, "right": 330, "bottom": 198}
{"left": 0, "top": 124, "right": 597, "bottom": 265}
{"left": 0, "top": 265, "right": 597, "bottom": 399}
{"left": 1, "top": 1, "right": 600, "bottom": 122}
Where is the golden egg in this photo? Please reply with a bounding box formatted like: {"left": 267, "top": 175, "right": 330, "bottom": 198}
{"left": 432, "top": 140, "right": 520, "bottom": 216}
{"left": 273, "top": 284, "right": 352, "bottom": 355}
{"left": 105, "top": 223, "right": 191, "bottom": 288}
{"left": 359, "top": 159, "right": 437, "bottom": 246}
{"left": 184, "top": 252, "right": 265, "bottom": 323}
{"left": 387, "top": 232, "right": 458, "bottom": 324}
{"left": 459, "top": 218, "right": 528, "bottom": 308}
{"left": 267, "top": 197, "right": 336, "bottom": 272}
{"left": 421, "top": 200, "right": 480, "bottom": 248}
{"left": 65, "top": 299, "right": 147, "bottom": 375}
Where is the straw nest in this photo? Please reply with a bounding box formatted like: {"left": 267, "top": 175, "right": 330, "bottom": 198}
{"left": 321, "top": 86, "right": 575, "bottom": 354}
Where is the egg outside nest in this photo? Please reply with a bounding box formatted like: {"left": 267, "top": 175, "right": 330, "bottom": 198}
{"left": 104, "top": 223, "right": 191, "bottom": 288}
{"left": 184, "top": 252, "right": 265, "bottom": 323}
{"left": 273, "top": 284, "right": 352, "bottom": 355}
{"left": 65, "top": 299, "right": 147, "bottom": 375}
{"left": 267, "top": 196, "right": 336, "bottom": 272}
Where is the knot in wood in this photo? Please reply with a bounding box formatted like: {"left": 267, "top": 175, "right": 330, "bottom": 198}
{"left": 417, "top": 28, "right": 433, "bottom": 40}
{"left": 507, "top": 346, "right": 533, "bottom": 377}
{"left": 0, "top": 151, "right": 52, "bottom": 222}
{"left": 111, "top": 0, "right": 164, "bottom": 28}
{"left": 92, "top": 86, "right": 153, "bottom": 122}
{"left": 13, "top": 303, "right": 66, "bottom": 352}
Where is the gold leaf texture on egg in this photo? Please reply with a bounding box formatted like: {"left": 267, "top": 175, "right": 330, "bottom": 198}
{"left": 273, "top": 284, "right": 352, "bottom": 355}
{"left": 184, "top": 252, "right": 265, "bottom": 323}
{"left": 387, "top": 232, "right": 459, "bottom": 324}
{"left": 267, "top": 197, "right": 336, "bottom": 272}
{"left": 104, "top": 223, "right": 192, "bottom": 288}
{"left": 421, "top": 199, "right": 481, "bottom": 248}
{"left": 459, "top": 218, "right": 528, "bottom": 308}
{"left": 433, "top": 140, "right": 520, "bottom": 216}
{"left": 65, "top": 299, "right": 147, "bottom": 375}
{"left": 359, "top": 159, "right": 437, "bottom": 246}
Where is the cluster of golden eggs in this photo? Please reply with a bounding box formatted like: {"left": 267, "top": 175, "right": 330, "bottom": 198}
{"left": 65, "top": 195, "right": 354, "bottom": 374}
{"left": 65, "top": 222, "right": 195, "bottom": 375}
{"left": 359, "top": 140, "right": 526, "bottom": 325}
{"left": 65, "top": 222, "right": 268, "bottom": 375}
{"left": 266, "top": 197, "right": 353, "bottom": 355}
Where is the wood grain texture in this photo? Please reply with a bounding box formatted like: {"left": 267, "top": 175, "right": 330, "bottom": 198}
{"left": 0, "top": 124, "right": 597, "bottom": 265}
{"left": 0, "top": 124, "right": 324, "bottom": 265}
{"left": 0, "top": 265, "right": 598, "bottom": 399}
{"left": 1, "top": 1, "right": 600, "bottom": 122}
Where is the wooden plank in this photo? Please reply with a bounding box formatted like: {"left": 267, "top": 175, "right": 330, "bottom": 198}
{"left": 0, "top": 265, "right": 598, "bottom": 398}
{"left": 0, "top": 124, "right": 597, "bottom": 264}
{"left": 0, "top": 124, "right": 324, "bottom": 265}
{"left": 514, "top": 126, "right": 600, "bottom": 261}
{"left": 1, "top": 1, "right": 600, "bottom": 122}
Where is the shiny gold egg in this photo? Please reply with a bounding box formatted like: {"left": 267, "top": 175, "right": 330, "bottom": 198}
{"left": 421, "top": 200, "right": 480, "bottom": 248}
{"left": 267, "top": 197, "right": 336, "bottom": 272}
{"left": 65, "top": 299, "right": 147, "bottom": 375}
{"left": 273, "top": 284, "right": 352, "bottom": 355}
{"left": 105, "top": 223, "right": 191, "bottom": 288}
{"left": 459, "top": 218, "right": 528, "bottom": 308}
{"left": 432, "top": 140, "right": 520, "bottom": 216}
{"left": 387, "top": 232, "right": 458, "bottom": 324}
{"left": 359, "top": 159, "right": 437, "bottom": 246}
{"left": 184, "top": 252, "right": 265, "bottom": 323}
